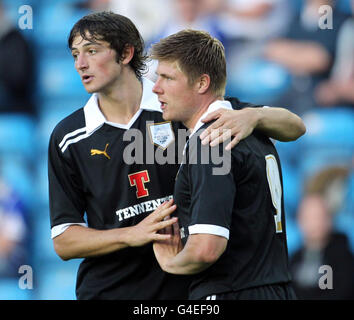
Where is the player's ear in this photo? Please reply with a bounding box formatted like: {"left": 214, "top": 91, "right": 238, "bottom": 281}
{"left": 197, "top": 74, "right": 211, "bottom": 94}
{"left": 121, "top": 44, "right": 135, "bottom": 65}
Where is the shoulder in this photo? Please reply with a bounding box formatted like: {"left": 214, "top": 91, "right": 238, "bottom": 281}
{"left": 225, "top": 97, "right": 264, "bottom": 110}
{"left": 50, "top": 108, "right": 86, "bottom": 146}
{"left": 189, "top": 121, "right": 232, "bottom": 161}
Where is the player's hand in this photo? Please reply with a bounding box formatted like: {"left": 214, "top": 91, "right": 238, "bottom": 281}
{"left": 153, "top": 220, "right": 183, "bottom": 271}
{"left": 199, "top": 108, "right": 258, "bottom": 150}
{"left": 128, "top": 199, "right": 178, "bottom": 247}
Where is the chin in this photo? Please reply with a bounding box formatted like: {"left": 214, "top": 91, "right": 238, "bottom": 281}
{"left": 162, "top": 109, "right": 181, "bottom": 122}
{"left": 83, "top": 81, "right": 102, "bottom": 93}
{"left": 162, "top": 111, "right": 171, "bottom": 121}
{"left": 82, "top": 85, "right": 95, "bottom": 93}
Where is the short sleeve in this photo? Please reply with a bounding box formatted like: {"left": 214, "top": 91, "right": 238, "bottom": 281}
{"left": 48, "top": 130, "right": 86, "bottom": 234}
{"left": 186, "top": 132, "right": 236, "bottom": 239}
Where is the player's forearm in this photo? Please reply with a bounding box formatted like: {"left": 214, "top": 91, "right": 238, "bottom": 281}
{"left": 160, "top": 235, "right": 225, "bottom": 275}
{"left": 53, "top": 202, "right": 177, "bottom": 260}
{"left": 53, "top": 225, "right": 132, "bottom": 260}
{"left": 162, "top": 245, "right": 213, "bottom": 275}
{"left": 254, "top": 107, "right": 306, "bottom": 141}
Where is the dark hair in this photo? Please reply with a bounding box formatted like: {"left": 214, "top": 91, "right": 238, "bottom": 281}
{"left": 68, "top": 11, "right": 147, "bottom": 79}
{"left": 150, "top": 29, "right": 226, "bottom": 97}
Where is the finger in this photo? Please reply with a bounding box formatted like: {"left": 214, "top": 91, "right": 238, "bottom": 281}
{"left": 154, "top": 199, "right": 173, "bottom": 214}
{"left": 164, "top": 223, "right": 173, "bottom": 236}
{"left": 200, "top": 119, "right": 224, "bottom": 142}
{"left": 162, "top": 214, "right": 172, "bottom": 234}
{"left": 201, "top": 127, "right": 224, "bottom": 146}
{"left": 162, "top": 198, "right": 174, "bottom": 207}
{"left": 153, "top": 234, "right": 172, "bottom": 242}
{"left": 154, "top": 200, "right": 168, "bottom": 212}
{"left": 153, "top": 205, "right": 177, "bottom": 223}
{"left": 209, "top": 129, "right": 232, "bottom": 147}
{"left": 172, "top": 221, "right": 180, "bottom": 236}
{"left": 155, "top": 217, "right": 178, "bottom": 232}
{"left": 225, "top": 134, "right": 241, "bottom": 151}
{"left": 200, "top": 109, "right": 223, "bottom": 124}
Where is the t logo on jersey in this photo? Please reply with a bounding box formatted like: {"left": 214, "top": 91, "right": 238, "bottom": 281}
{"left": 128, "top": 170, "right": 150, "bottom": 198}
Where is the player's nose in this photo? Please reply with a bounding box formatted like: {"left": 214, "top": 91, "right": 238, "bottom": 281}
{"left": 152, "top": 79, "right": 163, "bottom": 95}
{"left": 75, "top": 53, "right": 89, "bottom": 71}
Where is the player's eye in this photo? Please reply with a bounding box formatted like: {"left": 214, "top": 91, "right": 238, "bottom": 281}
{"left": 88, "top": 49, "right": 97, "bottom": 55}
{"left": 72, "top": 53, "right": 78, "bottom": 60}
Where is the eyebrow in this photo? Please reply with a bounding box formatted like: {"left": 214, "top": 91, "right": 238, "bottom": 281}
{"left": 155, "top": 71, "right": 172, "bottom": 78}
{"left": 71, "top": 41, "right": 103, "bottom": 51}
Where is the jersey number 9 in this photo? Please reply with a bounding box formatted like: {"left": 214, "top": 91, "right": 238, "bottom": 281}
{"left": 265, "top": 155, "right": 283, "bottom": 233}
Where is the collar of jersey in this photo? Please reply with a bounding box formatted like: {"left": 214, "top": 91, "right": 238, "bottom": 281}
{"left": 83, "top": 77, "right": 161, "bottom": 133}
{"left": 188, "top": 100, "right": 233, "bottom": 139}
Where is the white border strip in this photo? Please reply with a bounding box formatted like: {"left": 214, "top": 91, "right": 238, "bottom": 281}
{"left": 59, "top": 127, "right": 86, "bottom": 149}
{"left": 51, "top": 222, "right": 87, "bottom": 239}
{"left": 188, "top": 224, "right": 229, "bottom": 239}
{"left": 60, "top": 132, "right": 92, "bottom": 153}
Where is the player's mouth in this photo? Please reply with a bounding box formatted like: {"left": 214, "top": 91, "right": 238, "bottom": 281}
{"left": 160, "top": 101, "right": 167, "bottom": 110}
{"left": 82, "top": 75, "right": 94, "bottom": 84}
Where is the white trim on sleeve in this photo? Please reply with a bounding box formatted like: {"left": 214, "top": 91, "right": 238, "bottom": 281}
{"left": 51, "top": 222, "right": 87, "bottom": 239}
{"left": 188, "top": 224, "right": 229, "bottom": 240}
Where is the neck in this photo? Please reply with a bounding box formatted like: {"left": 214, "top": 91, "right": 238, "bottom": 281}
{"left": 97, "top": 69, "right": 142, "bottom": 124}
{"left": 183, "top": 95, "right": 223, "bottom": 130}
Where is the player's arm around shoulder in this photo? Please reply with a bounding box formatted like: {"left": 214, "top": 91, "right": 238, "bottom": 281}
{"left": 199, "top": 105, "right": 306, "bottom": 150}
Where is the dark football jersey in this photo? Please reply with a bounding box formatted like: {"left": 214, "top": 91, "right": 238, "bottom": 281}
{"left": 48, "top": 82, "right": 191, "bottom": 299}
{"left": 48, "top": 80, "right": 270, "bottom": 300}
{"left": 174, "top": 98, "right": 292, "bottom": 300}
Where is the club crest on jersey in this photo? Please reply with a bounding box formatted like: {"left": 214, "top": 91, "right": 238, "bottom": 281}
{"left": 147, "top": 121, "right": 175, "bottom": 150}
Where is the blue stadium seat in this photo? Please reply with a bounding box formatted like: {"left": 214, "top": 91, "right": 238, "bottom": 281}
{"left": 275, "top": 138, "right": 303, "bottom": 169}
{"left": 281, "top": 162, "right": 301, "bottom": 218}
{"left": 37, "top": 54, "right": 88, "bottom": 99}
{"left": 0, "top": 155, "right": 34, "bottom": 209}
{"left": 32, "top": 213, "right": 61, "bottom": 263}
{"left": 226, "top": 59, "right": 292, "bottom": 105}
{"left": 34, "top": 156, "right": 49, "bottom": 208}
{"left": 0, "top": 114, "right": 37, "bottom": 233}
{"left": 337, "top": 0, "right": 352, "bottom": 15}
{"left": 37, "top": 104, "right": 84, "bottom": 150}
{"left": 36, "top": 104, "right": 85, "bottom": 207}
{"left": 300, "top": 107, "right": 354, "bottom": 179}
{"left": 35, "top": 3, "right": 90, "bottom": 49}
{"left": 0, "top": 114, "right": 36, "bottom": 160}
{"left": 35, "top": 260, "right": 81, "bottom": 300}
{"left": 0, "top": 278, "right": 33, "bottom": 300}
{"left": 285, "top": 217, "right": 303, "bottom": 258}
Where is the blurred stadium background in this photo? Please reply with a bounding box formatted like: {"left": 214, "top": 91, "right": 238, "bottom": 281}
{"left": 0, "top": 0, "right": 353, "bottom": 299}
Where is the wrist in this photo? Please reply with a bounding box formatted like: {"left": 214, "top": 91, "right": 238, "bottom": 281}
{"left": 119, "top": 226, "right": 137, "bottom": 247}
{"left": 249, "top": 107, "right": 262, "bottom": 130}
